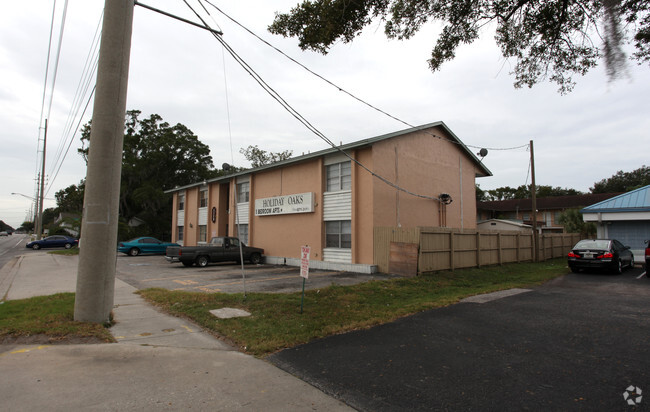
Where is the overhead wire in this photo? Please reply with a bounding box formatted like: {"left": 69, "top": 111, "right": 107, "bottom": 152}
{"left": 47, "top": 10, "right": 103, "bottom": 193}
{"left": 174, "top": 0, "right": 442, "bottom": 201}
{"left": 200, "top": 0, "right": 530, "bottom": 153}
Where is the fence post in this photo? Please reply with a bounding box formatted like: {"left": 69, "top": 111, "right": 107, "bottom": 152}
{"left": 450, "top": 231, "right": 455, "bottom": 271}
{"left": 476, "top": 232, "right": 481, "bottom": 268}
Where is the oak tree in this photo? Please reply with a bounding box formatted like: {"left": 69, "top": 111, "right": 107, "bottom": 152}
{"left": 269, "top": 0, "right": 650, "bottom": 93}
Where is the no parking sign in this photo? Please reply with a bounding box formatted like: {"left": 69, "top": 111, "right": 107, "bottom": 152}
{"left": 300, "top": 246, "right": 310, "bottom": 279}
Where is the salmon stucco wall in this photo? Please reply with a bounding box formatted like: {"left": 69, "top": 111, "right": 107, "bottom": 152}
{"left": 184, "top": 187, "right": 199, "bottom": 243}
{"left": 249, "top": 159, "right": 324, "bottom": 261}
{"left": 352, "top": 148, "right": 374, "bottom": 264}
{"left": 372, "top": 128, "right": 479, "bottom": 229}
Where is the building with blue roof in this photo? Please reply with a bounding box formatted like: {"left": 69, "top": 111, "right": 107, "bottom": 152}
{"left": 581, "top": 185, "right": 650, "bottom": 261}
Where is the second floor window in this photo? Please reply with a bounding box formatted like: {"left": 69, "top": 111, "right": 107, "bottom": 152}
{"left": 200, "top": 190, "right": 208, "bottom": 208}
{"left": 178, "top": 194, "right": 185, "bottom": 211}
{"left": 326, "top": 161, "right": 351, "bottom": 192}
{"left": 237, "top": 182, "right": 249, "bottom": 203}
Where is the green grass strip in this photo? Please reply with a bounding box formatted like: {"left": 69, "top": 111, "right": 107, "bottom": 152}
{"left": 0, "top": 293, "right": 115, "bottom": 343}
{"left": 139, "top": 259, "right": 568, "bottom": 356}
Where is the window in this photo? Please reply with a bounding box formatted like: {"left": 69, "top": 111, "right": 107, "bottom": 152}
{"left": 237, "top": 182, "right": 249, "bottom": 203}
{"left": 326, "top": 162, "right": 351, "bottom": 192}
{"left": 326, "top": 220, "right": 351, "bottom": 249}
{"left": 199, "top": 190, "right": 208, "bottom": 208}
{"left": 177, "top": 226, "right": 184, "bottom": 242}
{"left": 178, "top": 194, "right": 185, "bottom": 211}
{"left": 236, "top": 224, "right": 248, "bottom": 244}
{"left": 199, "top": 225, "right": 207, "bottom": 242}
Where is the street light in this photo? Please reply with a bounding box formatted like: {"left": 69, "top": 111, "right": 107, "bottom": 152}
{"left": 11, "top": 192, "right": 52, "bottom": 238}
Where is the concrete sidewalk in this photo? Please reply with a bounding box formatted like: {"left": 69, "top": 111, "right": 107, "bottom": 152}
{"left": 0, "top": 252, "right": 352, "bottom": 411}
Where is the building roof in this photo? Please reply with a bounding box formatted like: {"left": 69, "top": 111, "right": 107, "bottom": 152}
{"left": 166, "top": 122, "right": 492, "bottom": 194}
{"left": 581, "top": 185, "right": 650, "bottom": 213}
{"left": 477, "top": 193, "right": 622, "bottom": 212}
{"left": 477, "top": 219, "right": 531, "bottom": 229}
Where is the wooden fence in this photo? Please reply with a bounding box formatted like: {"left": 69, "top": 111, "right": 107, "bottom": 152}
{"left": 374, "top": 227, "right": 581, "bottom": 275}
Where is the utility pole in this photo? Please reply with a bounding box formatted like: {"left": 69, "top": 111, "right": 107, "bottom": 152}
{"left": 74, "top": 0, "right": 134, "bottom": 323}
{"left": 36, "top": 119, "right": 47, "bottom": 240}
{"left": 530, "top": 140, "right": 538, "bottom": 262}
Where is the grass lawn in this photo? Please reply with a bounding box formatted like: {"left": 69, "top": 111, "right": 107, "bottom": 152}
{"left": 0, "top": 259, "right": 568, "bottom": 351}
{"left": 0, "top": 293, "right": 115, "bottom": 344}
{"left": 139, "top": 258, "right": 569, "bottom": 356}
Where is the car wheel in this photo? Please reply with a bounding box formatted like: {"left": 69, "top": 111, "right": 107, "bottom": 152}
{"left": 129, "top": 248, "right": 140, "bottom": 256}
{"left": 570, "top": 266, "right": 580, "bottom": 274}
{"left": 196, "top": 255, "right": 209, "bottom": 267}
{"left": 249, "top": 253, "right": 262, "bottom": 265}
{"left": 629, "top": 254, "right": 635, "bottom": 269}
{"left": 64, "top": 243, "right": 72, "bottom": 249}
{"left": 614, "top": 259, "right": 623, "bottom": 275}
{"left": 182, "top": 261, "right": 194, "bottom": 267}
{"left": 32, "top": 244, "right": 41, "bottom": 250}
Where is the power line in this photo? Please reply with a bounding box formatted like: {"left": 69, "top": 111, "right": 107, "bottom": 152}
{"left": 201, "top": 0, "right": 529, "bottom": 154}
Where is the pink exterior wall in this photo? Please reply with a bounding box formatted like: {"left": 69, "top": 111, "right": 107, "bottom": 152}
{"left": 243, "top": 160, "right": 325, "bottom": 261}
{"left": 168, "top": 125, "right": 485, "bottom": 264}
{"left": 352, "top": 148, "right": 374, "bottom": 264}
{"left": 371, "top": 128, "right": 479, "bottom": 229}
{"left": 185, "top": 187, "right": 199, "bottom": 243}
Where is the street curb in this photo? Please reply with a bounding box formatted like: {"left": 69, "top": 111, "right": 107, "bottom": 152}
{"left": 0, "top": 255, "right": 23, "bottom": 301}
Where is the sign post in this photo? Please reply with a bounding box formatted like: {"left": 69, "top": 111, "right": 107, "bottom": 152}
{"left": 300, "top": 246, "right": 310, "bottom": 314}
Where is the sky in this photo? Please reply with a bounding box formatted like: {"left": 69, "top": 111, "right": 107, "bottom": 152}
{"left": 1, "top": 0, "right": 649, "bottom": 229}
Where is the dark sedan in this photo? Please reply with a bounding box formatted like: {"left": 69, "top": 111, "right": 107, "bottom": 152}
{"left": 26, "top": 235, "right": 79, "bottom": 250}
{"left": 118, "top": 237, "right": 180, "bottom": 256}
{"left": 567, "top": 238, "right": 634, "bottom": 274}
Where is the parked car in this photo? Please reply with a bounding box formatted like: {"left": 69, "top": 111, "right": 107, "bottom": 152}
{"left": 643, "top": 240, "right": 650, "bottom": 279}
{"left": 567, "top": 238, "right": 634, "bottom": 274}
{"left": 118, "top": 237, "right": 180, "bottom": 256}
{"left": 0, "top": 231, "right": 8, "bottom": 236}
{"left": 166, "top": 236, "right": 264, "bottom": 267}
{"left": 26, "top": 235, "right": 79, "bottom": 250}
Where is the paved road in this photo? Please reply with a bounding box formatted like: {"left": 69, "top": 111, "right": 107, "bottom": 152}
{"left": 0, "top": 234, "right": 28, "bottom": 269}
{"left": 269, "top": 268, "right": 650, "bottom": 411}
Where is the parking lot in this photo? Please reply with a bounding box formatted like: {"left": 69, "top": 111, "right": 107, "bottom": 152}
{"left": 115, "top": 254, "right": 397, "bottom": 293}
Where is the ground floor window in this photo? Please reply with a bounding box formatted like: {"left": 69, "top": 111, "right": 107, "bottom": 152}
{"left": 177, "top": 226, "right": 184, "bottom": 242}
{"left": 326, "top": 220, "right": 351, "bottom": 248}
{"left": 236, "top": 224, "right": 249, "bottom": 244}
{"left": 199, "top": 225, "right": 207, "bottom": 242}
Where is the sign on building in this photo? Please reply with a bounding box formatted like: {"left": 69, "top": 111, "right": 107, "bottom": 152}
{"left": 254, "top": 192, "right": 314, "bottom": 216}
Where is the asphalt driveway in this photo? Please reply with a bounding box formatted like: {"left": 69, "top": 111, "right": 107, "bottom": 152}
{"left": 115, "top": 254, "right": 396, "bottom": 293}
{"left": 268, "top": 269, "right": 650, "bottom": 411}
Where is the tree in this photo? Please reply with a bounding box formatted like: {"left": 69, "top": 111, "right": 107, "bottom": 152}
{"left": 558, "top": 208, "right": 596, "bottom": 237}
{"left": 79, "top": 110, "right": 217, "bottom": 240}
{"left": 590, "top": 165, "right": 650, "bottom": 193}
{"left": 55, "top": 180, "right": 85, "bottom": 214}
{"left": 240, "top": 145, "right": 293, "bottom": 168}
{"left": 477, "top": 184, "right": 583, "bottom": 201}
{"left": 269, "top": 0, "right": 650, "bottom": 93}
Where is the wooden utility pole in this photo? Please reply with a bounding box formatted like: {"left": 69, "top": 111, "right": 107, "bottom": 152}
{"left": 74, "top": 0, "right": 134, "bottom": 323}
{"left": 530, "top": 140, "right": 538, "bottom": 262}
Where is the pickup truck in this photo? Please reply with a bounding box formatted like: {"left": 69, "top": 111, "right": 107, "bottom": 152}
{"left": 165, "top": 237, "right": 264, "bottom": 267}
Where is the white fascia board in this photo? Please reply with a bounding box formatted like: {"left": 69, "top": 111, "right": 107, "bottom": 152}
{"left": 583, "top": 211, "right": 650, "bottom": 221}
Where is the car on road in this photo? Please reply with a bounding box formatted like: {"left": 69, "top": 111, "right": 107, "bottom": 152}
{"left": 26, "top": 235, "right": 79, "bottom": 250}
{"left": 0, "top": 231, "right": 8, "bottom": 236}
{"left": 118, "top": 237, "right": 180, "bottom": 256}
{"left": 567, "top": 238, "right": 634, "bottom": 274}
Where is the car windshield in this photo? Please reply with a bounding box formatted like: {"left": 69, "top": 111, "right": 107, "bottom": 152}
{"left": 574, "top": 240, "right": 610, "bottom": 250}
